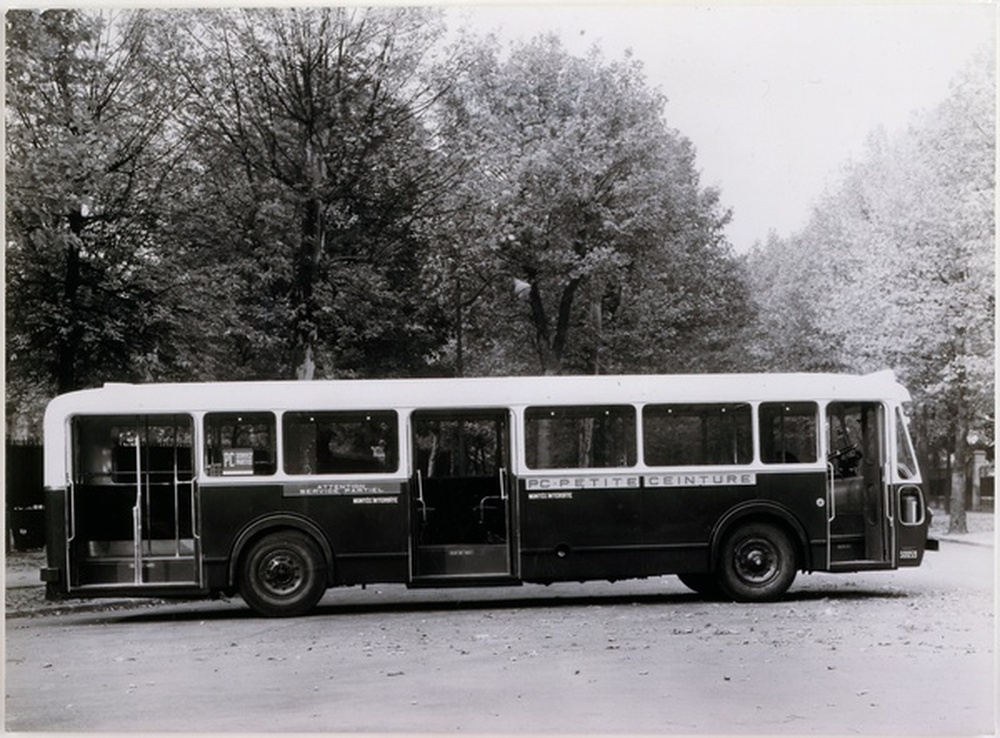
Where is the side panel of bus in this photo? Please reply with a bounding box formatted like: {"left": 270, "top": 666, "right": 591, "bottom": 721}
{"left": 198, "top": 409, "right": 409, "bottom": 591}
{"left": 517, "top": 477, "right": 645, "bottom": 581}
{"left": 198, "top": 482, "right": 409, "bottom": 591}
{"left": 515, "top": 472, "right": 826, "bottom": 583}
{"left": 514, "top": 401, "right": 830, "bottom": 582}
{"left": 516, "top": 404, "right": 642, "bottom": 581}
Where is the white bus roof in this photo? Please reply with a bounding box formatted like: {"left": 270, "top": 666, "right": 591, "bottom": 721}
{"left": 45, "top": 371, "right": 911, "bottom": 420}
{"left": 42, "top": 371, "right": 912, "bottom": 486}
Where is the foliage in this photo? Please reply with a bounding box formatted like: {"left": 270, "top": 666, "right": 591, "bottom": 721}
{"left": 159, "top": 7, "right": 450, "bottom": 380}
{"left": 9, "top": 4, "right": 988, "bottom": 494}
{"left": 6, "top": 10, "right": 192, "bottom": 397}
{"left": 427, "top": 34, "right": 749, "bottom": 375}
{"left": 746, "top": 47, "right": 995, "bottom": 522}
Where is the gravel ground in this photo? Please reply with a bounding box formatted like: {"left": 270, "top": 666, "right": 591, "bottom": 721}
{"left": 6, "top": 538, "right": 994, "bottom": 734}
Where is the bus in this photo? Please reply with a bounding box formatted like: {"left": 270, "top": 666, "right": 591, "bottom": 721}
{"left": 41, "top": 371, "right": 937, "bottom": 617}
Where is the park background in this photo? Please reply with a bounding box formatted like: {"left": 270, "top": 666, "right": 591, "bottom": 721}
{"left": 4, "top": 5, "right": 995, "bottom": 539}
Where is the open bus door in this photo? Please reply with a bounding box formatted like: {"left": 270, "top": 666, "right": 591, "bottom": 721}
{"left": 409, "top": 409, "right": 515, "bottom": 582}
{"left": 826, "top": 402, "right": 893, "bottom": 568}
{"left": 69, "top": 415, "right": 201, "bottom": 589}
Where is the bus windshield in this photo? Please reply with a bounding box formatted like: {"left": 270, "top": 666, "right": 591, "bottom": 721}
{"left": 895, "top": 408, "right": 921, "bottom": 481}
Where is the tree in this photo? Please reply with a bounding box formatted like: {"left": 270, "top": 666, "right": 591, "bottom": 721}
{"left": 6, "top": 9, "right": 192, "bottom": 415}
{"left": 746, "top": 48, "right": 994, "bottom": 530}
{"left": 165, "top": 7, "right": 450, "bottom": 380}
{"left": 428, "top": 34, "right": 748, "bottom": 375}
{"left": 888, "top": 49, "right": 994, "bottom": 531}
{"left": 742, "top": 232, "right": 844, "bottom": 372}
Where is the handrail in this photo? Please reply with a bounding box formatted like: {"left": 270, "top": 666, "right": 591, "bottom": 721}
{"left": 825, "top": 462, "right": 836, "bottom": 523}
{"left": 133, "top": 436, "right": 142, "bottom": 585}
{"left": 883, "top": 462, "right": 894, "bottom": 523}
{"left": 416, "top": 469, "right": 427, "bottom": 522}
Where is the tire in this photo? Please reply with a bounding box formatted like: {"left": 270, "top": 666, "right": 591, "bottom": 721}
{"left": 677, "top": 572, "right": 725, "bottom": 599}
{"left": 718, "top": 522, "right": 797, "bottom": 602}
{"left": 239, "top": 530, "right": 327, "bottom": 617}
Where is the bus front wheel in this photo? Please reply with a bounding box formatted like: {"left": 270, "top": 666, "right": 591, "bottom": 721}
{"left": 718, "top": 522, "right": 796, "bottom": 602}
{"left": 239, "top": 530, "right": 327, "bottom": 617}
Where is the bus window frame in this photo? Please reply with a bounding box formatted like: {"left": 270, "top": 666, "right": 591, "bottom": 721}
{"left": 281, "top": 409, "right": 401, "bottom": 478}
{"left": 203, "top": 411, "right": 278, "bottom": 478}
{"left": 641, "top": 402, "right": 755, "bottom": 468}
{"left": 522, "top": 403, "right": 639, "bottom": 472}
{"left": 758, "top": 401, "right": 821, "bottom": 466}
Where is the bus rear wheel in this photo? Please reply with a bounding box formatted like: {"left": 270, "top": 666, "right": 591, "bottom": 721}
{"left": 239, "top": 531, "right": 327, "bottom": 617}
{"left": 718, "top": 522, "right": 796, "bottom": 602}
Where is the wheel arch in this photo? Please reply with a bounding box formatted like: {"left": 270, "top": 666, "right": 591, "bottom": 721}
{"left": 228, "top": 514, "right": 335, "bottom": 588}
{"left": 709, "top": 501, "right": 811, "bottom": 572}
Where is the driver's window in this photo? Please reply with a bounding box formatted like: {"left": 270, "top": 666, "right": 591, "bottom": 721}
{"left": 894, "top": 408, "right": 919, "bottom": 480}
{"left": 826, "top": 402, "right": 881, "bottom": 479}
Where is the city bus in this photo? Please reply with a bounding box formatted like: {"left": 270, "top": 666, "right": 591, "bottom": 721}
{"left": 41, "top": 371, "right": 936, "bottom": 617}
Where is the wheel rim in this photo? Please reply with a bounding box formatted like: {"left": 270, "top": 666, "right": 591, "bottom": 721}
{"left": 732, "top": 536, "right": 780, "bottom": 585}
{"left": 258, "top": 550, "right": 305, "bottom": 596}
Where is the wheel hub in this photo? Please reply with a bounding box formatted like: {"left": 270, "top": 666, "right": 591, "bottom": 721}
{"left": 734, "top": 538, "right": 777, "bottom": 583}
{"left": 262, "top": 553, "right": 302, "bottom": 592}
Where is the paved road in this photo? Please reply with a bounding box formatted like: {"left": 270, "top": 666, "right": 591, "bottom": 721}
{"left": 5, "top": 541, "right": 995, "bottom": 734}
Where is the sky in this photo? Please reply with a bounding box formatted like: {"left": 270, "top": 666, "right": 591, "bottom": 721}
{"left": 444, "top": 3, "right": 995, "bottom": 254}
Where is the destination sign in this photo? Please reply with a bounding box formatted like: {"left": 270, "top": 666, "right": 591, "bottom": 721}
{"left": 523, "top": 472, "right": 757, "bottom": 496}
{"left": 645, "top": 472, "right": 757, "bottom": 487}
{"left": 525, "top": 475, "right": 641, "bottom": 491}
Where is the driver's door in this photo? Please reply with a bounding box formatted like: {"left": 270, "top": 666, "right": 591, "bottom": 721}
{"left": 826, "top": 402, "right": 892, "bottom": 566}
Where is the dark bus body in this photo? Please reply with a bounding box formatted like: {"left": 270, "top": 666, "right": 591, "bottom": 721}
{"left": 42, "top": 373, "right": 935, "bottom": 616}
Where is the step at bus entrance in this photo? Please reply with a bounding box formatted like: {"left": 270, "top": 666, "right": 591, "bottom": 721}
{"left": 410, "top": 409, "right": 513, "bottom": 582}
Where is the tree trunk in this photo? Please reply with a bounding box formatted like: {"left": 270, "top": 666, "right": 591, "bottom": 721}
{"left": 948, "top": 425, "right": 968, "bottom": 534}
{"left": 294, "top": 194, "right": 323, "bottom": 380}
{"left": 454, "top": 273, "right": 464, "bottom": 377}
{"left": 947, "top": 324, "right": 971, "bottom": 534}
{"left": 526, "top": 277, "right": 581, "bottom": 375}
{"left": 57, "top": 216, "right": 85, "bottom": 393}
{"left": 526, "top": 280, "right": 557, "bottom": 374}
{"left": 296, "top": 345, "right": 316, "bottom": 381}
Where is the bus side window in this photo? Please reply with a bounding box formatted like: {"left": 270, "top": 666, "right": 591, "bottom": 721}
{"left": 204, "top": 412, "right": 276, "bottom": 476}
{"left": 525, "top": 405, "right": 636, "bottom": 470}
{"left": 759, "top": 402, "right": 818, "bottom": 464}
{"left": 283, "top": 411, "right": 399, "bottom": 475}
{"left": 643, "top": 403, "right": 753, "bottom": 466}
